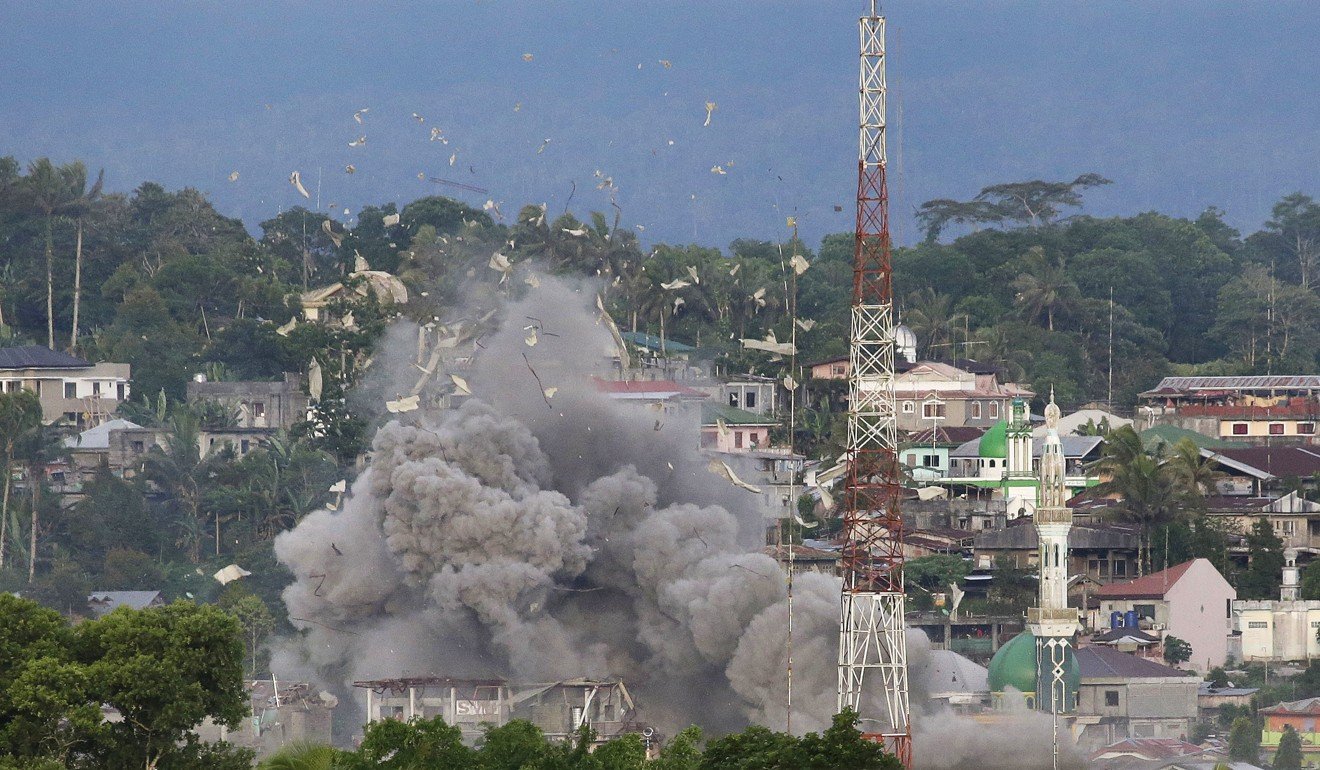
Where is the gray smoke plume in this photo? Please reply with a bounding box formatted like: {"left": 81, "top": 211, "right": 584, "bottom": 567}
{"left": 273, "top": 275, "right": 1084, "bottom": 765}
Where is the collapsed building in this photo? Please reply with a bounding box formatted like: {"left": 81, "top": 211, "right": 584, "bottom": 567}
{"left": 351, "top": 677, "right": 648, "bottom": 746}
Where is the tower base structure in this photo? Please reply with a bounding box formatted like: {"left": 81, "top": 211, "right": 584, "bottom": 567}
{"left": 839, "top": 591, "right": 912, "bottom": 766}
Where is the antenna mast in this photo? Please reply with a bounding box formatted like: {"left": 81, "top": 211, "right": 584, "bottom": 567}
{"left": 837, "top": 3, "right": 912, "bottom": 766}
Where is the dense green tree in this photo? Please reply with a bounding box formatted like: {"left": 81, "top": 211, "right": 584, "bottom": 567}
{"left": 1240, "top": 518, "right": 1285, "bottom": 600}
{"left": 1275, "top": 724, "right": 1303, "bottom": 770}
{"left": 1228, "top": 716, "right": 1260, "bottom": 763}
{"left": 1163, "top": 636, "right": 1192, "bottom": 667}
{"left": 0, "top": 390, "right": 42, "bottom": 572}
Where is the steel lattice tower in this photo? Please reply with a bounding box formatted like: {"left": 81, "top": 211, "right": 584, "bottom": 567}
{"left": 837, "top": 4, "right": 912, "bottom": 766}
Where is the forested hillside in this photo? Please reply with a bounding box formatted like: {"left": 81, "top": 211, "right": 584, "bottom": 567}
{"left": 2, "top": 157, "right": 1318, "bottom": 416}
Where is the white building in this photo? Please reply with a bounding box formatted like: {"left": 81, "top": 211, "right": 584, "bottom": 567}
{"left": 0, "top": 345, "right": 130, "bottom": 427}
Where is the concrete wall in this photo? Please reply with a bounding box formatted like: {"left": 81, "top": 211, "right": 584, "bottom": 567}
{"left": 1236, "top": 600, "right": 1320, "bottom": 662}
{"left": 1166, "top": 559, "right": 1236, "bottom": 671}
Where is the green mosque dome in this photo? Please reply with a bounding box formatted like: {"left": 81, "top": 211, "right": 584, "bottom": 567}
{"left": 986, "top": 630, "right": 1082, "bottom": 707}
{"left": 978, "top": 420, "right": 1008, "bottom": 458}
{"left": 987, "top": 630, "right": 1038, "bottom": 694}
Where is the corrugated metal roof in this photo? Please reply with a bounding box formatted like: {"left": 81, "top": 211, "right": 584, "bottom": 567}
{"left": 1143, "top": 375, "right": 1320, "bottom": 393}
{"left": 1076, "top": 646, "right": 1194, "bottom": 679}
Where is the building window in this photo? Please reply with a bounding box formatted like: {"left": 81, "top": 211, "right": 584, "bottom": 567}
{"left": 92, "top": 381, "right": 101, "bottom": 396}
{"left": 923, "top": 454, "right": 938, "bottom": 467}
{"left": 1269, "top": 422, "right": 1285, "bottom": 435}
{"left": 1300, "top": 423, "right": 1316, "bottom": 435}
{"left": 240, "top": 440, "right": 251, "bottom": 453}
{"left": 1104, "top": 691, "right": 1119, "bottom": 707}
{"left": 902, "top": 401, "right": 915, "bottom": 414}
{"left": 253, "top": 401, "right": 266, "bottom": 418}
{"left": 1248, "top": 621, "right": 1269, "bottom": 629}
{"left": 831, "top": 364, "right": 846, "bottom": 377}
{"left": 1113, "top": 560, "right": 1127, "bottom": 578}
{"left": 1281, "top": 520, "right": 1297, "bottom": 536}
{"left": 971, "top": 401, "right": 981, "bottom": 419}
{"left": 64, "top": 382, "right": 76, "bottom": 399}
{"left": 922, "top": 401, "right": 946, "bottom": 419}
{"left": 1231, "top": 423, "right": 1248, "bottom": 435}
{"left": 734, "top": 431, "right": 743, "bottom": 449}
{"left": 117, "top": 383, "right": 126, "bottom": 400}
{"left": 988, "top": 401, "right": 999, "bottom": 418}
{"left": 63, "top": 412, "right": 78, "bottom": 423}
{"left": 728, "top": 392, "right": 739, "bottom": 407}
{"left": 131, "top": 441, "right": 145, "bottom": 453}
{"left": 744, "top": 391, "right": 756, "bottom": 410}
{"left": 1134, "top": 604, "right": 1156, "bottom": 620}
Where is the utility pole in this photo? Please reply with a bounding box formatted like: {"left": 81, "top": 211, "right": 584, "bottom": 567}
{"left": 837, "top": 4, "right": 912, "bottom": 766}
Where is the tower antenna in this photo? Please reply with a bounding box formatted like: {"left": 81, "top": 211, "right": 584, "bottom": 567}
{"left": 837, "top": 3, "right": 912, "bottom": 765}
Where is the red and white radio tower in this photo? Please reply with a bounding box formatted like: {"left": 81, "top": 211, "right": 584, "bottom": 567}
{"left": 837, "top": 2, "right": 912, "bottom": 766}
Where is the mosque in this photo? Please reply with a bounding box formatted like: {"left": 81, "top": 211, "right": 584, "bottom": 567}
{"left": 986, "top": 393, "right": 1082, "bottom": 714}
{"left": 942, "top": 396, "right": 1101, "bottom": 519}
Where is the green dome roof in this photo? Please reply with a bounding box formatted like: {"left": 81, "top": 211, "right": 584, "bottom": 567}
{"left": 978, "top": 420, "right": 1008, "bottom": 458}
{"left": 987, "top": 630, "right": 1082, "bottom": 702}
{"left": 987, "top": 630, "right": 1038, "bottom": 694}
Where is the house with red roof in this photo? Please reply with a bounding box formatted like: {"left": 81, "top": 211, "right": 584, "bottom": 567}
{"left": 1093, "top": 559, "right": 1236, "bottom": 671}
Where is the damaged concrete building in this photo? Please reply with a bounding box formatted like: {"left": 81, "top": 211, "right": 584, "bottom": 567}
{"left": 196, "top": 680, "right": 335, "bottom": 759}
{"left": 352, "top": 677, "right": 647, "bottom": 746}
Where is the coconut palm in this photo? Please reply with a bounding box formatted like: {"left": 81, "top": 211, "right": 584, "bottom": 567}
{"left": 67, "top": 167, "right": 104, "bottom": 351}
{"left": 1011, "top": 247, "right": 1079, "bottom": 332}
{"left": 143, "top": 413, "right": 220, "bottom": 562}
{"left": 21, "top": 159, "right": 86, "bottom": 349}
{"left": 1164, "top": 437, "right": 1226, "bottom": 501}
{"left": 258, "top": 741, "right": 339, "bottom": 770}
{"left": 904, "top": 288, "right": 965, "bottom": 358}
{"left": 0, "top": 390, "right": 42, "bottom": 572}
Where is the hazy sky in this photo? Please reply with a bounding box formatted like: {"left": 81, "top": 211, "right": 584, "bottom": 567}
{"left": 2, "top": 1, "right": 1317, "bottom": 250}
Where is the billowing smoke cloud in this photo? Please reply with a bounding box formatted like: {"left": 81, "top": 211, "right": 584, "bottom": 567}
{"left": 272, "top": 276, "right": 1083, "bottom": 765}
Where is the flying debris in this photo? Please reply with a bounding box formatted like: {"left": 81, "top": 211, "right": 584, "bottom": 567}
{"left": 227, "top": 171, "right": 239, "bottom": 182}
{"left": 708, "top": 458, "right": 762, "bottom": 494}
{"left": 352, "top": 108, "right": 369, "bottom": 123}
{"left": 213, "top": 564, "right": 252, "bottom": 585}
{"left": 289, "top": 171, "right": 310, "bottom": 199}
{"left": 703, "top": 101, "right": 717, "bottom": 126}
{"left": 741, "top": 331, "right": 796, "bottom": 356}
{"left": 750, "top": 287, "right": 767, "bottom": 308}
{"left": 716, "top": 418, "right": 730, "bottom": 438}
{"left": 789, "top": 254, "right": 811, "bottom": 275}
{"left": 673, "top": 297, "right": 685, "bottom": 313}
{"left": 308, "top": 359, "right": 323, "bottom": 401}
{"left": 685, "top": 265, "right": 700, "bottom": 284}
{"left": 385, "top": 395, "right": 420, "bottom": 413}
{"left": 524, "top": 327, "right": 539, "bottom": 347}
{"left": 412, "top": 112, "right": 425, "bottom": 122}
{"left": 345, "top": 164, "right": 356, "bottom": 174}
{"left": 660, "top": 279, "right": 690, "bottom": 290}
{"left": 489, "top": 252, "right": 513, "bottom": 282}
{"left": 710, "top": 165, "right": 727, "bottom": 175}
{"left": 524, "top": 274, "right": 541, "bottom": 288}
{"left": 537, "top": 138, "right": 551, "bottom": 154}
{"left": 659, "top": 59, "right": 672, "bottom": 68}
{"left": 786, "top": 216, "right": 798, "bottom": 229}
{"left": 483, "top": 199, "right": 504, "bottom": 220}
{"left": 449, "top": 153, "right": 457, "bottom": 166}
{"left": 276, "top": 317, "right": 297, "bottom": 336}
{"left": 329, "top": 480, "right": 347, "bottom": 493}
{"left": 382, "top": 213, "right": 400, "bottom": 227}
{"left": 321, "top": 220, "right": 343, "bottom": 247}
{"left": 348, "top": 136, "right": 366, "bottom": 147}
{"left": 543, "top": 387, "right": 558, "bottom": 399}
{"left": 450, "top": 374, "right": 471, "bottom": 395}
{"left": 514, "top": 102, "right": 522, "bottom": 112}
{"left": 783, "top": 375, "right": 796, "bottom": 390}
{"left": 729, "top": 262, "right": 741, "bottom": 277}
{"left": 522, "top": 52, "right": 534, "bottom": 61}
{"left": 562, "top": 226, "right": 589, "bottom": 237}
{"left": 417, "top": 172, "right": 426, "bottom": 181}
{"left": 429, "top": 127, "right": 445, "bottom": 142}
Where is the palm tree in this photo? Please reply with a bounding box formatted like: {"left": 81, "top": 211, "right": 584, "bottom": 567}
{"left": 904, "top": 288, "right": 965, "bottom": 358}
{"left": 1011, "top": 247, "right": 1079, "bottom": 332}
{"left": 1089, "top": 426, "right": 1181, "bottom": 574}
{"left": 143, "top": 414, "right": 215, "bottom": 563}
{"left": 258, "top": 741, "right": 339, "bottom": 770}
{"left": 22, "top": 159, "right": 85, "bottom": 349}
{"left": 0, "top": 391, "right": 42, "bottom": 572}
{"left": 68, "top": 168, "right": 104, "bottom": 351}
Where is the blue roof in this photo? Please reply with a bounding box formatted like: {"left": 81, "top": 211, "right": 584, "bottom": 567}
{"left": 0, "top": 345, "right": 91, "bottom": 369}
{"left": 620, "top": 331, "right": 696, "bottom": 354}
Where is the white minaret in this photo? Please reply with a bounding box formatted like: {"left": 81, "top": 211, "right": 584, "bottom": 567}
{"left": 1282, "top": 548, "right": 1300, "bottom": 601}
{"left": 1029, "top": 389, "right": 1079, "bottom": 714}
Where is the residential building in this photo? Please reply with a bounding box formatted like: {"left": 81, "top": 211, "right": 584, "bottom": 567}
{"left": 186, "top": 373, "right": 309, "bottom": 432}
{"left": 764, "top": 543, "right": 839, "bottom": 576}
{"left": 1201, "top": 492, "right": 1320, "bottom": 551}
{"left": 894, "top": 360, "right": 1034, "bottom": 432}
{"left": 973, "top": 521, "right": 1139, "bottom": 586}
{"left": 700, "top": 403, "right": 776, "bottom": 453}
{"left": 63, "top": 418, "right": 151, "bottom": 482}
{"left": 86, "top": 591, "right": 165, "bottom": 618}
{"left": 352, "top": 677, "right": 646, "bottom": 747}
{"left": 0, "top": 346, "right": 130, "bottom": 427}
{"left": 719, "top": 375, "right": 777, "bottom": 417}
{"left": 1138, "top": 375, "right": 1320, "bottom": 445}
{"left": 299, "top": 267, "right": 408, "bottom": 325}
{"left": 808, "top": 355, "right": 850, "bottom": 381}
{"left": 1198, "top": 446, "right": 1320, "bottom": 497}
{"left": 1235, "top": 548, "right": 1320, "bottom": 662}
{"left": 592, "top": 377, "right": 707, "bottom": 415}
{"left": 900, "top": 426, "right": 985, "bottom": 481}
{"left": 1093, "top": 559, "right": 1236, "bottom": 671}
{"left": 1197, "top": 683, "right": 1259, "bottom": 722}
{"left": 618, "top": 331, "right": 703, "bottom": 379}
{"left": 805, "top": 324, "right": 915, "bottom": 381}
{"left": 1260, "top": 698, "right": 1320, "bottom": 766}
{"left": 1089, "top": 738, "right": 1212, "bottom": 767}
{"left": 1073, "top": 647, "right": 1200, "bottom": 750}
{"left": 196, "top": 680, "right": 335, "bottom": 760}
